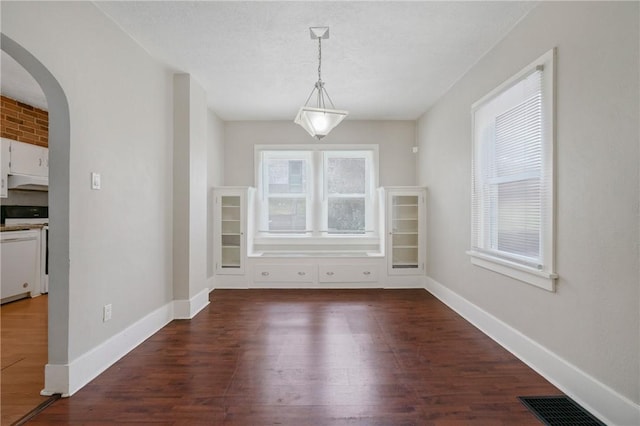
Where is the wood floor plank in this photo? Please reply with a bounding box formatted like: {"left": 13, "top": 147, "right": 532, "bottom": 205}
{"left": 29, "top": 289, "right": 560, "bottom": 424}
{"left": 1, "top": 295, "right": 49, "bottom": 425}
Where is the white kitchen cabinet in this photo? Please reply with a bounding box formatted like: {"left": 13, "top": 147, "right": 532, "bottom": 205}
{"left": 1, "top": 230, "right": 41, "bottom": 304}
{"left": 213, "top": 187, "right": 252, "bottom": 275}
{"left": 1, "top": 138, "right": 9, "bottom": 198}
{"left": 386, "top": 187, "right": 427, "bottom": 275}
{"left": 8, "top": 139, "right": 48, "bottom": 177}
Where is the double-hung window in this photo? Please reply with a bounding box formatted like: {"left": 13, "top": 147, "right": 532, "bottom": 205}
{"left": 323, "top": 151, "right": 373, "bottom": 234}
{"left": 255, "top": 145, "right": 379, "bottom": 251}
{"left": 261, "top": 151, "right": 311, "bottom": 233}
{"left": 469, "top": 48, "right": 557, "bottom": 291}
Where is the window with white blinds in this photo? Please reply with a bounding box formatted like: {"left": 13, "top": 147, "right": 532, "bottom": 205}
{"left": 469, "top": 49, "right": 557, "bottom": 291}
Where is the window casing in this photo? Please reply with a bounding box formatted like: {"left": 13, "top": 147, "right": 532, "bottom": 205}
{"left": 255, "top": 145, "right": 379, "bottom": 251}
{"left": 469, "top": 49, "right": 557, "bottom": 291}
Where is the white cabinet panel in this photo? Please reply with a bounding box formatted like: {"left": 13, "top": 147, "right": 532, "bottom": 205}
{"left": 7, "top": 139, "right": 48, "bottom": 177}
{"left": 318, "top": 264, "right": 378, "bottom": 283}
{"left": 1, "top": 138, "right": 9, "bottom": 198}
{"left": 254, "top": 264, "right": 315, "bottom": 283}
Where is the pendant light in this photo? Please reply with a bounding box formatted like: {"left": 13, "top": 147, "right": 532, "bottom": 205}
{"left": 294, "top": 27, "right": 348, "bottom": 140}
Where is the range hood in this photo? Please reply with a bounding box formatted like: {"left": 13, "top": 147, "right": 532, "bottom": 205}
{"left": 7, "top": 174, "right": 48, "bottom": 191}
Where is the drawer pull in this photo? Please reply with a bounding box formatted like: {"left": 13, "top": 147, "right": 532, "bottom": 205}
{"left": 298, "top": 271, "right": 306, "bottom": 276}
{"left": 22, "top": 282, "right": 29, "bottom": 288}
{"left": 261, "top": 271, "right": 269, "bottom": 276}
{"left": 363, "top": 271, "right": 371, "bottom": 275}
{"left": 326, "top": 271, "right": 334, "bottom": 276}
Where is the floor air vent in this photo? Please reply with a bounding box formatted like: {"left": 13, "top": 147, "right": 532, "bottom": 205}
{"left": 518, "top": 396, "right": 605, "bottom": 426}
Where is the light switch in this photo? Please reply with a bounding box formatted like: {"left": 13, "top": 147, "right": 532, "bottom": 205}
{"left": 91, "top": 172, "right": 101, "bottom": 190}
{"left": 103, "top": 304, "right": 112, "bottom": 322}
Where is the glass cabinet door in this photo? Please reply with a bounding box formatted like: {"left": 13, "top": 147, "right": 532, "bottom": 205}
{"left": 387, "top": 188, "right": 425, "bottom": 275}
{"left": 391, "top": 194, "right": 419, "bottom": 269}
{"left": 215, "top": 189, "right": 246, "bottom": 275}
{"left": 220, "top": 195, "right": 242, "bottom": 269}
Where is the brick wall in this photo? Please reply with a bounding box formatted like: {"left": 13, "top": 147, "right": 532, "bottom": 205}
{"left": 0, "top": 95, "right": 48, "bottom": 147}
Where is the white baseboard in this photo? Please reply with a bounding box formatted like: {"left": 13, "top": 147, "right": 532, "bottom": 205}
{"left": 173, "top": 287, "right": 210, "bottom": 319}
{"left": 424, "top": 276, "right": 640, "bottom": 426}
{"left": 207, "top": 276, "right": 216, "bottom": 291}
{"left": 42, "top": 301, "right": 174, "bottom": 397}
{"left": 41, "top": 364, "right": 70, "bottom": 397}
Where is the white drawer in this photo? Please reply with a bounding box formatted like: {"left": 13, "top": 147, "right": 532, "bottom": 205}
{"left": 318, "top": 264, "right": 378, "bottom": 283}
{"left": 254, "top": 264, "right": 315, "bottom": 283}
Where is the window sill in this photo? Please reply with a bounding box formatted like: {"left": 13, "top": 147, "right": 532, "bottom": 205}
{"left": 251, "top": 235, "right": 382, "bottom": 258}
{"left": 249, "top": 251, "right": 383, "bottom": 258}
{"left": 467, "top": 250, "right": 557, "bottom": 292}
{"left": 253, "top": 235, "right": 380, "bottom": 246}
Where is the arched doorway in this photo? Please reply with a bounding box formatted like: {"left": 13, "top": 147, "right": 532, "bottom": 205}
{"left": 1, "top": 33, "right": 71, "bottom": 395}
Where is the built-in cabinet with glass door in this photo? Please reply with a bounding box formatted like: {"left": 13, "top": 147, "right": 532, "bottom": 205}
{"left": 386, "top": 187, "right": 426, "bottom": 275}
{"left": 214, "top": 187, "right": 249, "bottom": 275}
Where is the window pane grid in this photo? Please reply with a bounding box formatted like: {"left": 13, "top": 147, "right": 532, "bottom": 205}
{"left": 267, "top": 159, "right": 307, "bottom": 194}
{"left": 328, "top": 198, "right": 365, "bottom": 233}
{"left": 326, "top": 157, "right": 366, "bottom": 194}
{"left": 324, "top": 154, "right": 369, "bottom": 234}
{"left": 268, "top": 197, "right": 306, "bottom": 232}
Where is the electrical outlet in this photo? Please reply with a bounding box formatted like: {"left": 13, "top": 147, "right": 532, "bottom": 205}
{"left": 103, "top": 304, "right": 112, "bottom": 322}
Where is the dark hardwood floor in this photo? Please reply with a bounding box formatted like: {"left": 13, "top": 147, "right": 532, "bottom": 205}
{"left": 28, "top": 289, "right": 559, "bottom": 425}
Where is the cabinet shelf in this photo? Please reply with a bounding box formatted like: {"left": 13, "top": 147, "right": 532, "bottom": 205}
{"left": 391, "top": 263, "right": 419, "bottom": 268}
{"left": 215, "top": 189, "right": 249, "bottom": 275}
{"left": 387, "top": 188, "right": 426, "bottom": 276}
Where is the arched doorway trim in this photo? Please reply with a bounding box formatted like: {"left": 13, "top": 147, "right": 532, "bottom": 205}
{"left": 1, "top": 33, "right": 71, "bottom": 395}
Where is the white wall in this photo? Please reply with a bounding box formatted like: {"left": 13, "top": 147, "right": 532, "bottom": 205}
{"left": 207, "top": 111, "right": 224, "bottom": 279}
{"left": 2, "top": 2, "right": 174, "bottom": 361}
{"left": 418, "top": 0, "right": 639, "bottom": 409}
{"left": 224, "top": 120, "right": 416, "bottom": 187}
{"left": 173, "top": 74, "right": 208, "bottom": 302}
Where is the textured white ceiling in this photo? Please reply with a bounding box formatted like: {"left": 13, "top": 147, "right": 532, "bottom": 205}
{"left": 2, "top": 2, "right": 538, "bottom": 120}
{"left": 95, "top": 1, "right": 537, "bottom": 121}
{"left": 1, "top": 51, "right": 48, "bottom": 110}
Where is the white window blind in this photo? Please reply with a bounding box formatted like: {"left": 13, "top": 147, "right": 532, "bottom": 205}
{"left": 470, "top": 48, "right": 556, "bottom": 290}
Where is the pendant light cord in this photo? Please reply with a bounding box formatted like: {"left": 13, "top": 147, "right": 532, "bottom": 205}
{"left": 318, "top": 37, "right": 322, "bottom": 83}
{"left": 302, "top": 32, "right": 337, "bottom": 110}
